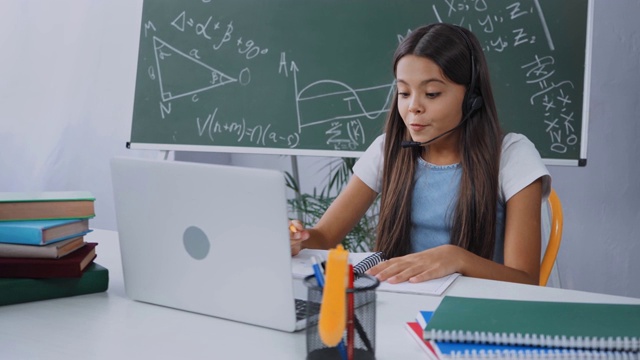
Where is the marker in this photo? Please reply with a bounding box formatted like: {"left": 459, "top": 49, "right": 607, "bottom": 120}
{"left": 311, "top": 256, "right": 325, "bottom": 288}
{"left": 319, "top": 245, "right": 348, "bottom": 347}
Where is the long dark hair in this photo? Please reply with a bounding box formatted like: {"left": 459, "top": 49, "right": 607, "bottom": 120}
{"left": 374, "top": 23, "right": 503, "bottom": 260}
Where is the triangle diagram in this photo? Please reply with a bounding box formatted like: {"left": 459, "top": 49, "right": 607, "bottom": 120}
{"left": 153, "top": 36, "right": 237, "bottom": 102}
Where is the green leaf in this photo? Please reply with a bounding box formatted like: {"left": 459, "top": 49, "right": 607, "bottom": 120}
{"left": 287, "top": 157, "right": 379, "bottom": 251}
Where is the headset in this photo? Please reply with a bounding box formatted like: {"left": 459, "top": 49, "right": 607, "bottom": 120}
{"left": 452, "top": 24, "right": 484, "bottom": 117}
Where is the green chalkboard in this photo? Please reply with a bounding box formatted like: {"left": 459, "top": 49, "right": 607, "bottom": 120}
{"left": 129, "top": 0, "right": 590, "bottom": 165}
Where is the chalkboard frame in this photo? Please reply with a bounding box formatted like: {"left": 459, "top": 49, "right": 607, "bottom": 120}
{"left": 128, "top": 0, "right": 592, "bottom": 166}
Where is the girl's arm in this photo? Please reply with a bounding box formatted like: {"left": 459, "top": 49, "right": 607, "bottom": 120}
{"left": 367, "top": 178, "right": 543, "bottom": 285}
{"left": 290, "top": 175, "right": 378, "bottom": 254}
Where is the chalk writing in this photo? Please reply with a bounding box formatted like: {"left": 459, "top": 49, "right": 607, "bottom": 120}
{"left": 522, "top": 55, "right": 576, "bottom": 153}
{"left": 431, "top": 0, "right": 580, "bottom": 156}
{"left": 196, "top": 108, "right": 300, "bottom": 148}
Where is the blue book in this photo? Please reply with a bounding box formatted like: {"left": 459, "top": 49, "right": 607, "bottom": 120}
{"left": 0, "top": 219, "right": 91, "bottom": 245}
{"left": 416, "top": 310, "right": 433, "bottom": 330}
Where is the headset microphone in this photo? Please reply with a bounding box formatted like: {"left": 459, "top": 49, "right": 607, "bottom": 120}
{"left": 400, "top": 107, "right": 474, "bottom": 148}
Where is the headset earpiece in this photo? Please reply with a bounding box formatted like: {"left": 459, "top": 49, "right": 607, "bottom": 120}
{"left": 452, "top": 25, "right": 484, "bottom": 117}
{"left": 467, "top": 92, "right": 483, "bottom": 114}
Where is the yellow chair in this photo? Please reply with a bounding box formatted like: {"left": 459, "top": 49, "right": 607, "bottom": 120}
{"left": 539, "top": 188, "right": 563, "bottom": 286}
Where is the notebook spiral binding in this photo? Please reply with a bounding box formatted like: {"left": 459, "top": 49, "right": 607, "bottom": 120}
{"left": 425, "top": 329, "right": 640, "bottom": 352}
{"left": 445, "top": 349, "right": 640, "bottom": 360}
{"left": 352, "top": 252, "right": 385, "bottom": 275}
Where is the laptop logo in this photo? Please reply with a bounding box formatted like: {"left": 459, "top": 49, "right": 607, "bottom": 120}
{"left": 183, "top": 226, "right": 210, "bottom": 260}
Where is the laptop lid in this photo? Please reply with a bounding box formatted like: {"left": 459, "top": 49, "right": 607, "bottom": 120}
{"left": 110, "top": 157, "right": 301, "bottom": 332}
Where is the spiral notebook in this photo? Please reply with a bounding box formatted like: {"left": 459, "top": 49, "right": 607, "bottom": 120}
{"left": 406, "top": 321, "right": 640, "bottom": 360}
{"left": 291, "top": 249, "right": 459, "bottom": 296}
{"left": 423, "top": 296, "right": 640, "bottom": 353}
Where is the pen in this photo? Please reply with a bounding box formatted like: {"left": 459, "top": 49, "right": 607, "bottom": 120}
{"left": 311, "top": 256, "right": 325, "bottom": 288}
{"left": 347, "top": 263, "right": 355, "bottom": 360}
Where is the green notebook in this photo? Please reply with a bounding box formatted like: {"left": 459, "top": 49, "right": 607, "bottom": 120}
{"left": 0, "top": 262, "right": 109, "bottom": 306}
{"left": 423, "top": 296, "right": 640, "bottom": 352}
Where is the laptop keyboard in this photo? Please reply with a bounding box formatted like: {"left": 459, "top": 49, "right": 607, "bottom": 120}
{"left": 295, "top": 299, "right": 322, "bottom": 321}
{"left": 295, "top": 299, "right": 307, "bottom": 320}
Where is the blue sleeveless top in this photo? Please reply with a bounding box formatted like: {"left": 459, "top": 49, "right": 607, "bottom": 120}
{"left": 410, "top": 158, "right": 505, "bottom": 263}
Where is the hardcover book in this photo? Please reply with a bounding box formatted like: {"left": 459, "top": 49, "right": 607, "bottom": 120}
{"left": 0, "top": 191, "right": 95, "bottom": 221}
{"left": 0, "top": 236, "right": 86, "bottom": 258}
{"left": 0, "top": 262, "right": 109, "bottom": 306}
{"left": 0, "top": 218, "right": 91, "bottom": 245}
{"left": 0, "top": 242, "right": 97, "bottom": 278}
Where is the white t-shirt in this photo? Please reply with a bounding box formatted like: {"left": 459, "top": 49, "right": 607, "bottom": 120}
{"left": 353, "top": 132, "right": 551, "bottom": 201}
{"left": 353, "top": 133, "right": 551, "bottom": 262}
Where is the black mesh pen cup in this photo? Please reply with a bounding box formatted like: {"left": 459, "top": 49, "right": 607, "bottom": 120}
{"left": 304, "top": 274, "right": 379, "bottom": 360}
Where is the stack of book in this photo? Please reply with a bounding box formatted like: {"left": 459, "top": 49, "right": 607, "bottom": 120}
{"left": 406, "top": 296, "right": 640, "bottom": 359}
{"left": 0, "top": 191, "right": 109, "bottom": 306}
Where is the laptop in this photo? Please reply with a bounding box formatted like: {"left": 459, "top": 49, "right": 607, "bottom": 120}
{"left": 110, "top": 157, "right": 308, "bottom": 332}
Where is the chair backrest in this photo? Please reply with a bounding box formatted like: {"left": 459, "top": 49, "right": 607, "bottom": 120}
{"left": 539, "top": 188, "right": 563, "bottom": 286}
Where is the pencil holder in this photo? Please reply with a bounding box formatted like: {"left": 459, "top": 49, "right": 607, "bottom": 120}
{"left": 303, "top": 274, "right": 379, "bottom": 360}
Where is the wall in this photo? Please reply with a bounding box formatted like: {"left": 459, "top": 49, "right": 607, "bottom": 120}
{"left": 0, "top": 0, "right": 638, "bottom": 298}
{"left": 547, "top": 0, "right": 640, "bottom": 296}
{"left": 0, "top": 0, "right": 155, "bottom": 230}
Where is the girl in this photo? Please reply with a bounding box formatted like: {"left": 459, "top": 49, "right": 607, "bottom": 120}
{"left": 290, "top": 23, "right": 550, "bottom": 285}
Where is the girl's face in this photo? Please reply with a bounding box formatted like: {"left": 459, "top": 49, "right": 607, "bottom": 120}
{"left": 395, "top": 55, "right": 466, "bottom": 146}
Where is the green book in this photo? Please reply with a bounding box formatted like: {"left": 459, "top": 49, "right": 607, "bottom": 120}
{"left": 0, "top": 262, "right": 109, "bottom": 306}
{"left": 423, "top": 296, "right": 640, "bottom": 352}
{"left": 0, "top": 191, "right": 95, "bottom": 222}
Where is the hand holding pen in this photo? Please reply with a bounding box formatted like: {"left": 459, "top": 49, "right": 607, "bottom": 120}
{"left": 289, "top": 220, "right": 310, "bottom": 256}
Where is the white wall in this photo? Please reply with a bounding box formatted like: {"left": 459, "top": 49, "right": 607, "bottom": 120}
{"left": 0, "top": 1, "right": 638, "bottom": 298}
{"left": 547, "top": 0, "right": 640, "bottom": 297}
{"left": 0, "top": 0, "right": 158, "bottom": 230}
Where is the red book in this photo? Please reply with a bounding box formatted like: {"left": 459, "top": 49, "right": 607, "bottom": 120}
{"left": 405, "top": 322, "right": 439, "bottom": 359}
{"left": 0, "top": 242, "right": 97, "bottom": 278}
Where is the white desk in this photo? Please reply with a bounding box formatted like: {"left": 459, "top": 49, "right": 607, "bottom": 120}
{"left": 1, "top": 229, "right": 639, "bottom": 360}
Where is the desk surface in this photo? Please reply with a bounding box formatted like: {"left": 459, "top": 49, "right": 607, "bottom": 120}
{"left": 2, "top": 230, "right": 639, "bottom": 360}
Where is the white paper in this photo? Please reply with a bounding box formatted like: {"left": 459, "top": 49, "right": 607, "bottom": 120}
{"left": 376, "top": 273, "right": 460, "bottom": 296}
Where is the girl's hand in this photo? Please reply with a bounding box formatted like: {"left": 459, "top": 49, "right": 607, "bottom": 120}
{"left": 289, "top": 220, "right": 310, "bottom": 256}
{"left": 365, "top": 245, "right": 465, "bottom": 283}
